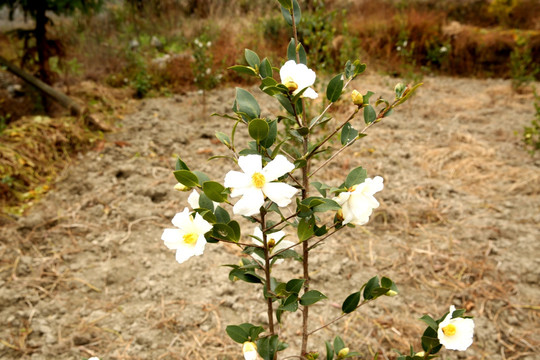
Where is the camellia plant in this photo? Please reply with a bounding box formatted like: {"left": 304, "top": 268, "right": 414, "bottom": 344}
{"left": 161, "top": 1, "right": 475, "bottom": 359}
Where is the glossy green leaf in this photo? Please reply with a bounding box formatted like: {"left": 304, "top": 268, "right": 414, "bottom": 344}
{"left": 342, "top": 291, "right": 361, "bottom": 314}
{"left": 277, "top": 0, "right": 292, "bottom": 9}
{"left": 297, "top": 218, "right": 314, "bottom": 242}
{"left": 229, "top": 268, "right": 263, "bottom": 283}
{"left": 312, "top": 198, "right": 341, "bottom": 213}
{"left": 281, "top": 0, "right": 301, "bottom": 26}
{"left": 202, "top": 181, "right": 227, "bottom": 202}
{"left": 300, "top": 290, "right": 327, "bottom": 306}
{"left": 175, "top": 157, "right": 189, "bottom": 171}
{"left": 215, "top": 131, "right": 231, "bottom": 148}
{"left": 343, "top": 166, "right": 367, "bottom": 188}
{"left": 257, "top": 335, "right": 279, "bottom": 360}
{"left": 198, "top": 193, "right": 215, "bottom": 211}
{"left": 364, "top": 105, "right": 376, "bottom": 124}
{"left": 192, "top": 171, "right": 210, "bottom": 184}
{"left": 233, "top": 88, "right": 261, "bottom": 121}
{"left": 245, "top": 49, "right": 260, "bottom": 68}
{"left": 363, "top": 276, "right": 380, "bottom": 300}
{"left": 340, "top": 122, "right": 358, "bottom": 145}
{"left": 333, "top": 336, "right": 345, "bottom": 355}
{"left": 260, "top": 119, "right": 278, "bottom": 148}
{"left": 260, "top": 58, "right": 273, "bottom": 78}
{"left": 419, "top": 315, "right": 438, "bottom": 331}
{"left": 421, "top": 326, "right": 442, "bottom": 354}
{"left": 287, "top": 38, "right": 307, "bottom": 64}
{"left": 228, "top": 220, "right": 241, "bottom": 241}
{"left": 326, "top": 341, "right": 334, "bottom": 360}
{"left": 226, "top": 325, "right": 249, "bottom": 343}
{"left": 248, "top": 119, "right": 270, "bottom": 141}
{"left": 326, "top": 73, "right": 344, "bottom": 102}
{"left": 286, "top": 279, "right": 305, "bottom": 294}
{"left": 279, "top": 294, "right": 299, "bottom": 312}
{"left": 213, "top": 223, "right": 237, "bottom": 242}
{"left": 229, "top": 65, "right": 257, "bottom": 76}
{"left": 214, "top": 206, "right": 230, "bottom": 224}
{"left": 275, "top": 94, "right": 295, "bottom": 115}
{"left": 173, "top": 170, "right": 199, "bottom": 187}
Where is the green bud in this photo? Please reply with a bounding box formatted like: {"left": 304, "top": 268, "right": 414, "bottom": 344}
{"left": 394, "top": 83, "right": 406, "bottom": 98}
{"left": 337, "top": 347, "right": 349, "bottom": 358}
{"left": 386, "top": 289, "right": 398, "bottom": 297}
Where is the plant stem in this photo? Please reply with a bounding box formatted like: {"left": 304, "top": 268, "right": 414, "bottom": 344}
{"left": 261, "top": 209, "right": 275, "bottom": 335}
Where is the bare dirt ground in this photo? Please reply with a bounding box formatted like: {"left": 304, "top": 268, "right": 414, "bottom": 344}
{"left": 0, "top": 74, "right": 539, "bottom": 360}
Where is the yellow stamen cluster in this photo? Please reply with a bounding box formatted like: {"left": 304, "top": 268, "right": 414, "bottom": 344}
{"left": 442, "top": 323, "right": 457, "bottom": 336}
{"left": 283, "top": 76, "right": 298, "bottom": 92}
{"left": 182, "top": 233, "right": 198, "bottom": 245}
{"left": 252, "top": 172, "right": 266, "bottom": 189}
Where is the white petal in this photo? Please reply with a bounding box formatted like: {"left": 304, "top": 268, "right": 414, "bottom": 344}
{"left": 233, "top": 188, "right": 265, "bottom": 216}
{"left": 192, "top": 234, "right": 207, "bottom": 256}
{"left": 224, "top": 171, "right": 251, "bottom": 197}
{"left": 193, "top": 213, "right": 213, "bottom": 234}
{"left": 268, "top": 230, "right": 286, "bottom": 244}
{"left": 274, "top": 239, "right": 295, "bottom": 252}
{"left": 262, "top": 155, "right": 295, "bottom": 181}
{"left": 263, "top": 182, "right": 298, "bottom": 207}
{"left": 187, "top": 190, "right": 200, "bottom": 209}
{"left": 171, "top": 208, "right": 191, "bottom": 228}
{"left": 333, "top": 191, "right": 351, "bottom": 206}
{"left": 301, "top": 87, "right": 318, "bottom": 99}
{"left": 279, "top": 60, "right": 297, "bottom": 83}
{"left": 238, "top": 154, "right": 262, "bottom": 175}
{"left": 162, "top": 228, "right": 182, "bottom": 249}
{"left": 175, "top": 246, "right": 196, "bottom": 264}
{"left": 296, "top": 64, "right": 316, "bottom": 89}
{"left": 363, "top": 176, "right": 384, "bottom": 195}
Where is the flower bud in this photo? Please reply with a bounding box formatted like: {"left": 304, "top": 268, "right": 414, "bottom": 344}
{"left": 243, "top": 341, "right": 258, "bottom": 360}
{"left": 394, "top": 83, "right": 406, "bottom": 98}
{"left": 337, "top": 347, "right": 349, "bottom": 358}
{"left": 351, "top": 90, "right": 363, "bottom": 106}
{"left": 386, "top": 290, "right": 398, "bottom": 297}
{"left": 284, "top": 79, "right": 298, "bottom": 92}
{"left": 174, "top": 183, "right": 189, "bottom": 192}
{"left": 415, "top": 351, "right": 425, "bottom": 357}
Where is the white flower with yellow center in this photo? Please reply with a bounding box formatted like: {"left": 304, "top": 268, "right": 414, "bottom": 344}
{"left": 243, "top": 341, "right": 258, "bottom": 360}
{"left": 333, "top": 176, "right": 384, "bottom": 226}
{"left": 437, "top": 305, "right": 475, "bottom": 351}
{"left": 251, "top": 226, "right": 295, "bottom": 265}
{"left": 161, "top": 208, "right": 212, "bottom": 264}
{"left": 279, "top": 60, "right": 318, "bottom": 99}
{"left": 224, "top": 154, "right": 298, "bottom": 216}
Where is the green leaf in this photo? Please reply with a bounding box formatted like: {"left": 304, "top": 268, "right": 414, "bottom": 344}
{"left": 257, "top": 335, "right": 279, "bottom": 360}
{"left": 333, "top": 336, "right": 346, "bottom": 355}
{"left": 173, "top": 170, "right": 199, "bottom": 187}
{"left": 363, "top": 276, "right": 380, "bottom": 300}
{"left": 421, "top": 326, "right": 442, "bottom": 354}
{"left": 275, "top": 94, "right": 295, "bottom": 115}
{"left": 297, "top": 218, "right": 314, "bottom": 242}
{"left": 193, "top": 171, "right": 210, "bottom": 184}
{"left": 281, "top": 0, "right": 301, "bottom": 26}
{"left": 287, "top": 38, "right": 307, "bottom": 64}
{"left": 228, "top": 220, "right": 241, "bottom": 241}
{"left": 286, "top": 279, "right": 305, "bottom": 294}
{"left": 419, "top": 315, "right": 438, "bottom": 331}
{"left": 202, "top": 181, "right": 227, "bottom": 202}
{"left": 213, "top": 223, "right": 237, "bottom": 242}
{"left": 312, "top": 198, "right": 341, "bottom": 213}
{"left": 364, "top": 105, "right": 376, "bottom": 124}
{"left": 260, "top": 119, "right": 277, "bottom": 148}
{"left": 215, "top": 131, "right": 231, "bottom": 148}
{"left": 326, "top": 341, "right": 334, "bottom": 360}
{"left": 277, "top": 0, "right": 292, "bottom": 9}
{"left": 311, "top": 181, "right": 330, "bottom": 197}
{"left": 233, "top": 88, "right": 261, "bottom": 121}
{"left": 279, "top": 294, "right": 299, "bottom": 312}
{"left": 245, "top": 49, "right": 260, "bottom": 69}
{"left": 326, "top": 73, "right": 344, "bottom": 102}
{"left": 214, "top": 206, "right": 230, "bottom": 224}
{"left": 198, "top": 193, "right": 215, "bottom": 211}
{"left": 226, "top": 325, "right": 249, "bottom": 343}
{"left": 340, "top": 122, "right": 358, "bottom": 145}
{"left": 260, "top": 58, "right": 273, "bottom": 78}
{"left": 229, "top": 268, "right": 263, "bottom": 283}
{"left": 342, "top": 291, "right": 361, "bottom": 314}
{"left": 343, "top": 167, "right": 367, "bottom": 188}
{"left": 229, "top": 65, "right": 257, "bottom": 76}
{"left": 249, "top": 326, "right": 265, "bottom": 341}
{"left": 248, "top": 119, "right": 270, "bottom": 141}
{"left": 175, "top": 157, "right": 189, "bottom": 171}
{"left": 300, "top": 290, "right": 327, "bottom": 306}
{"left": 273, "top": 249, "right": 301, "bottom": 262}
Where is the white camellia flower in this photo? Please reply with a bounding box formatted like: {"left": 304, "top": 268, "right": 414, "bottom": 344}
{"left": 279, "top": 60, "right": 318, "bottom": 99}
{"left": 161, "top": 208, "right": 212, "bottom": 264}
{"left": 187, "top": 189, "right": 218, "bottom": 210}
{"left": 437, "top": 305, "right": 475, "bottom": 351}
{"left": 251, "top": 226, "right": 295, "bottom": 265}
{"left": 243, "top": 341, "right": 258, "bottom": 360}
{"left": 333, "top": 176, "right": 384, "bottom": 226}
{"left": 224, "top": 154, "right": 298, "bottom": 216}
